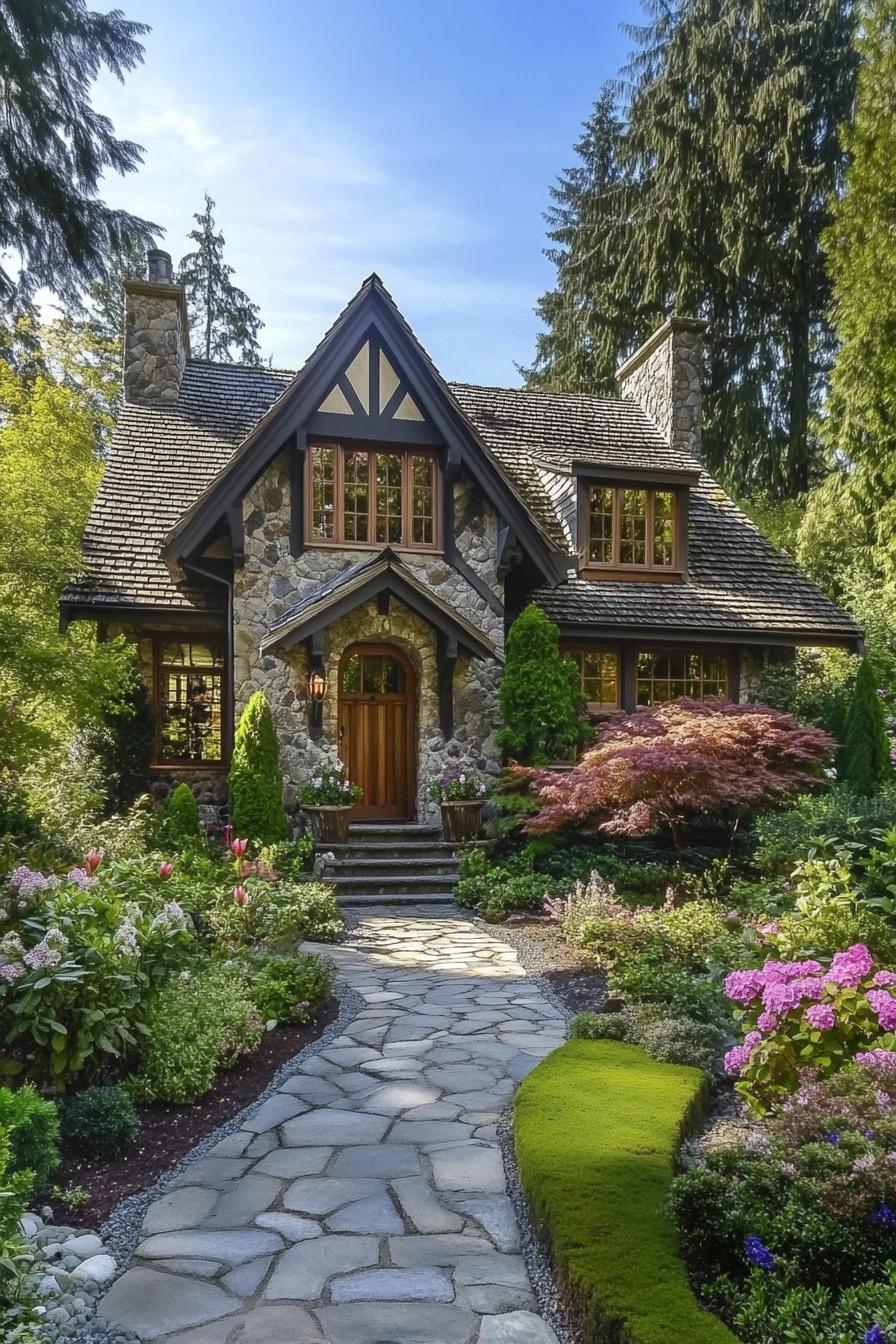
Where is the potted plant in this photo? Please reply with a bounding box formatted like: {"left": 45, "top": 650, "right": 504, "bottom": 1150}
{"left": 298, "top": 762, "right": 363, "bottom": 844}
{"left": 428, "top": 764, "right": 488, "bottom": 843}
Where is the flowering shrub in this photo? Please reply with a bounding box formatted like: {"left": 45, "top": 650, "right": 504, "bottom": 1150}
{"left": 428, "top": 764, "right": 488, "bottom": 804}
{"left": 519, "top": 699, "right": 832, "bottom": 852}
{"left": 298, "top": 761, "right": 362, "bottom": 807}
{"left": 203, "top": 879, "right": 342, "bottom": 949}
{"left": 0, "top": 866, "right": 194, "bottom": 1086}
{"left": 722, "top": 943, "right": 896, "bottom": 1112}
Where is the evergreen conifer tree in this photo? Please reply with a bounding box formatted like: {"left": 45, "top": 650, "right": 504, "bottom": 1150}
{"left": 160, "top": 783, "right": 202, "bottom": 850}
{"left": 229, "top": 691, "right": 287, "bottom": 844}
{"left": 498, "top": 606, "right": 587, "bottom": 765}
{"left": 178, "top": 195, "right": 264, "bottom": 364}
{"left": 842, "top": 657, "right": 892, "bottom": 795}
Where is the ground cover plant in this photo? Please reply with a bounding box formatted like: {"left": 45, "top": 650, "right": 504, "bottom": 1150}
{"left": 514, "top": 1039, "right": 736, "bottom": 1344}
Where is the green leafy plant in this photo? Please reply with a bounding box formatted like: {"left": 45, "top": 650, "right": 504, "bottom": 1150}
{"left": 0, "top": 1127, "right": 41, "bottom": 1343}
{"left": 455, "top": 847, "right": 565, "bottom": 922}
{"left": 571, "top": 1008, "right": 725, "bottom": 1072}
{"left": 129, "top": 963, "right": 263, "bottom": 1104}
{"left": 60, "top": 1085, "right": 138, "bottom": 1158}
{"left": 0, "top": 1086, "right": 59, "bottom": 1190}
{"left": 261, "top": 835, "right": 315, "bottom": 879}
{"left": 247, "top": 953, "right": 334, "bottom": 1024}
{"left": 230, "top": 692, "right": 287, "bottom": 843}
{"left": 608, "top": 952, "right": 730, "bottom": 1025}
{"left": 203, "top": 879, "right": 342, "bottom": 949}
{"left": 498, "top": 605, "right": 588, "bottom": 765}
{"left": 842, "top": 656, "right": 893, "bottom": 796}
{"left": 427, "top": 764, "right": 488, "bottom": 803}
{"left": 158, "top": 783, "right": 203, "bottom": 850}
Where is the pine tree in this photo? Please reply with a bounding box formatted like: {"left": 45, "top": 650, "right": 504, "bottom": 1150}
{"left": 821, "top": 0, "right": 896, "bottom": 577}
{"left": 842, "top": 657, "right": 892, "bottom": 795}
{"left": 498, "top": 606, "right": 588, "bottom": 765}
{"left": 0, "top": 0, "right": 157, "bottom": 306}
{"left": 177, "top": 195, "right": 264, "bottom": 364}
{"left": 229, "top": 691, "right": 287, "bottom": 844}
{"left": 529, "top": 0, "right": 857, "bottom": 499}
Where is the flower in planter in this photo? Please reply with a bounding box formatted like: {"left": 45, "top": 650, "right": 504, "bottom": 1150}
{"left": 298, "top": 764, "right": 363, "bottom": 807}
{"left": 427, "top": 763, "right": 488, "bottom": 804}
{"left": 158, "top": 862, "right": 174, "bottom": 880}
{"left": 233, "top": 885, "right": 248, "bottom": 906}
{"left": 84, "top": 848, "right": 104, "bottom": 876}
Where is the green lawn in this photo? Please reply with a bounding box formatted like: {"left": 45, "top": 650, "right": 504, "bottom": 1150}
{"left": 514, "top": 1039, "right": 738, "bottom": 1344}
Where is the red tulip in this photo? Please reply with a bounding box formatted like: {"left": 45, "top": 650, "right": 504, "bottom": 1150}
{"left": 158, "top": 862, "right": 174, "bottom": 880}
{"left": 84, "top": 848, "right": 104, "bottom": 876}
{"left": 232, "top": 885, "right": 247, "bottom": 906}
{"left": 230, "top": 837, "right": 249, "bottom": 858}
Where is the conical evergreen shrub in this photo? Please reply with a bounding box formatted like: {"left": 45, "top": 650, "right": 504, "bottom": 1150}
{"left": 842, "top": 657, "right": 892, "bottom": 796}
{"left": 498, "top": 605, "right": 588, "bottom": 765}
{"left": 230, "top": 691, "right": 287, "bottom": 844}
{"left": 160, "top": 783, "right": 203, "bottom": 849}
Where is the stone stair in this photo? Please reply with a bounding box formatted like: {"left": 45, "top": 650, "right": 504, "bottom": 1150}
{"left": 321, "top": 822, "right": 460, "bottom": 908}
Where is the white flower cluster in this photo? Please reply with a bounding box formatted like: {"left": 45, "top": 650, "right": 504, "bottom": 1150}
{"left": 113, "top": 918, "right": 140, "bottom": 957}
{"left": 151, "top": 900, "right": 189, "bottom": 934}
{"left": 23, "top": 927, "right": 68, "bottom": 970}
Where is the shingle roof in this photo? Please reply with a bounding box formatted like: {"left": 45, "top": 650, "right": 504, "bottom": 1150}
{"left": 64, "top": 349, "right": 860, "bottom": 646}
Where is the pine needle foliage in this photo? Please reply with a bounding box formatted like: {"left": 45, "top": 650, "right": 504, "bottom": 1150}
{"left": 498, "top": 606, "right": 588, "bottom": 766}
{"left": 178, "top": 194, "right": 264, "bottom": 364}
{"left": 230, "top": 691, "right": 287, "bottom": 845}
{"left": 842, "top": 657, "right": 893, "bottom": 795}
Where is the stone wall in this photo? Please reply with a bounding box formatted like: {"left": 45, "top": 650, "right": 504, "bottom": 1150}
{"left": 617, "top": 317, "right": 706, "bottom": 459}
{"left": 123, "top": 278, "right": 189, "bottom": 404}
{"left": 233, "top": 451, "right": 505, "bottom": 823}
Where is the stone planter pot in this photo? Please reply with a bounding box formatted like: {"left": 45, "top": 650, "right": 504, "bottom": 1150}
{"left": 303, "top": 805, "right": 353, "bottom": 845}
{"left": 439, "top": 800, "right": 484, "bottom": 844}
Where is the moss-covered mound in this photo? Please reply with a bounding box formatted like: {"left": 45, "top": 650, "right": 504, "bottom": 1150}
{"left": 514, "top": 1039, "right": 737, "bottom": 1344}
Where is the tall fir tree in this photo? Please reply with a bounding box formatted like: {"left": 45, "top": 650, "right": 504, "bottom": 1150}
{"left": 820, "top": 0, "right": 896, "bottom": 578}
{"left": 528, "top": 0, "right": 857, "bottom": 499}
{"left": 0, "top": 0, "right": 157, "bottom": 306}
{"left": 498, "top": 606, "right": 587, "bottom": 765}
{"left": 842, "top": 656, "right": 892, "bottom": 795}
{"left": 178, "top": 195, "right": 264, "bottom": 364}
{"left": 229, "top": 692, "right": 287, "bottom": 845}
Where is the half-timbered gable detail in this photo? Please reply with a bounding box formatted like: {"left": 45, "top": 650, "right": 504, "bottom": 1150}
{"left": 62, "top": 249, "right": 861, "bottom": 819}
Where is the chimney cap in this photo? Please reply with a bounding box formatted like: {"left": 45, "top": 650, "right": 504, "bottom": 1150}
{"left": 146, "top": 248, "right": 174, "bottom": 284}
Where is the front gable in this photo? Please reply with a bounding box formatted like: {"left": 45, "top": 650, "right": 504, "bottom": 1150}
{"left": 165, "top": 276, "right": 566, "bottom": 585}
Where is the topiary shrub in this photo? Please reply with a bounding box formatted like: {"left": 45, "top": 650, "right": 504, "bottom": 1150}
{"left": 842, "top": 657, "right": 892, "bottom": 795}
{"left": 230, "top": 691, "right": 287, "bottom": 845}
{"left": 498, "top": 605, "right": 588, "bottom": 765}
{"left": 0, "top": 1085, "right": 60, "bottom": 1189}
{"left": 60, "top": 1085, "right": 138, "bottom": 1158}
{"left": 159, "top": 782, "right": 203, "bottom": 850}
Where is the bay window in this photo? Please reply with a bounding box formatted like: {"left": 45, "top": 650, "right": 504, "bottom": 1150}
{"left": 308, "top": 441, "right": 440, "bottom": 550}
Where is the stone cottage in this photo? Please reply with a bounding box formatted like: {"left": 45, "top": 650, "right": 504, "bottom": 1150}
{"left": 62, "top": 250, "right": 861, "bottom": 824}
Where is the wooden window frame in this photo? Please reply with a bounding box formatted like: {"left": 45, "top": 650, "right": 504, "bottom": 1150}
{"left": 151, "top": 635, "right": 227, "bottom": 769}
{"left": 578, "top": 481, "right": 687, "bottom": 580}
{"left": 563, "top": 644, "right": 622, "bottom": 713}
{"left": 634, "top": 646, "right": 732, "bottom": 707}
{"left": 305, "top": 438, "right": 442, "bottom": 553}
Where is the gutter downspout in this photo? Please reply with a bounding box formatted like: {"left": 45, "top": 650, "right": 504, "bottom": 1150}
{"left": 180, "top": 557, "right": 235, "bottom": 764}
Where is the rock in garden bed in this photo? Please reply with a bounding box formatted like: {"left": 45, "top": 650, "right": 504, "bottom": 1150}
{"left": 46, "top": 999, "right": 338, "bottom": 1229}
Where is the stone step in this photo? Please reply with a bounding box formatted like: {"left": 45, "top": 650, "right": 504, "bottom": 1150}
{"left": 332, "top": 873, "right": 460, "bottom": 897}
{"left": 347, "top": 823, "right": 442, "bottom": 843}
{"left": 325, "top": 858, "right": 459, "bottom": 876}
{"left": 339, "top": 889, "right": 459, "bottom": 907}
{"left": 327, "top": 842, "right": 458, "bottom": 861}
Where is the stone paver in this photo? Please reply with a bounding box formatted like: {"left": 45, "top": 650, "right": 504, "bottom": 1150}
{"left": 99, "top": 912, "right": 566, "bottom": 1342}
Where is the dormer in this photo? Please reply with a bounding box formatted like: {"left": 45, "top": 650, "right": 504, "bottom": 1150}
{"left": 573, "top": 463, "right": 700, "bottom": 582}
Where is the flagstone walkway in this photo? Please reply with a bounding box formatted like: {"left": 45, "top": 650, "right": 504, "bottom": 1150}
{"left": 99, "top": 912, "right": 568, "bottom": 1344}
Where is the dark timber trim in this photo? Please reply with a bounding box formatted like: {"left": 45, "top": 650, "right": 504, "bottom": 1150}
{"left": 437, "top": 632, "right": 458, "bottom": 737}
{"left": 290, "top": 433, "right": 306, "bottom": 558}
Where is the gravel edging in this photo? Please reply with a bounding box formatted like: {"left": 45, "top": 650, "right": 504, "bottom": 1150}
{"left": 99, "top": 976, "right": 363, "bottom": 1270}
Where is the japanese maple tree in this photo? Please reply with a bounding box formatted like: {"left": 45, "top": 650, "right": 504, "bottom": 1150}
{"left": 519, "top": 698, "right": 833, "bottom": 854}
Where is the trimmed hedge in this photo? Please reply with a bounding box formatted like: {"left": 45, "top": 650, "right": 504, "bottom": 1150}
{"left": 514, "top": 1040, "right": 737, "bottom": 1344}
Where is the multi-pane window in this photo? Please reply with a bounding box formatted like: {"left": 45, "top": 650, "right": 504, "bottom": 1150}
{"left": 585, "top": 485, "right": 678, "bottom": 570}
{"left": 341, "top": 651, "right": 406, "bottom": 696}
{"left": 636, "top": 651, "right": 728, "bottom": 706}
{"left": 308, "top": 442, "right": 439, "bottom": 549}
{"left": 155, "top": 640, "right": 224, "bottom": 764}
{"left": 566, "top": 648, "right": 620, "bottom": 709}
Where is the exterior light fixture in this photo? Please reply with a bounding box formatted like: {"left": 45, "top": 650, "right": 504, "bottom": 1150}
{"left": 306, "top": 666, "right": 328, "bottom": 702}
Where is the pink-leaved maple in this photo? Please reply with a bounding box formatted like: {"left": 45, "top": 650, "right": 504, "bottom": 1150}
{"left": 517, "top": 698, "right": 833, "bottom": 854}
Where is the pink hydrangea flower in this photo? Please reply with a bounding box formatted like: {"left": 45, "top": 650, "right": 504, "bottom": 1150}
{"left": 874, "top": 971, "right": 896, "bottom": 988}
{"left": 867, "top": 990, "right": 896, "bottom": 1031}
{"left": 757, "top": 1011, "right": 779, "bottom": 1032}
{"left": 805, "top": 1003, "right": 836, "bottom": 1031}
{"left": 763, "top": 958, "right": 823, "bottom": 982}
{"left": 828, "top": 944, "right": 874, "bottom": 988}
{"left": 724, "top": 1044, "right": 753, "bottom": 1074}
{"left": 762, "top": 979, "right": 804, "bottom": 1015}
{"left": 724, "top": 969, "right": 765, "bottom": 1004}
{"left": 791, "top": 976, "right": 824, "bottom": 1002}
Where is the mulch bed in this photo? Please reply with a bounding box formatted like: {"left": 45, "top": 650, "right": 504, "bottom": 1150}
{"left": 46, "top": 998, "right": 339, "bottom": 1228}
{"left": 502, "top": 916, "right": 608, "bottom": 1016}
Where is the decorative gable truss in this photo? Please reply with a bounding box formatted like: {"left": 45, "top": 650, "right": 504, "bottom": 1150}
{"left": 313, "top": 335, "right": 435, "bottom": 440}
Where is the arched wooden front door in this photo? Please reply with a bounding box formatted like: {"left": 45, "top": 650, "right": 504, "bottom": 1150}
{"left": 338, "top": 643, "right": 416, "bottom": 820}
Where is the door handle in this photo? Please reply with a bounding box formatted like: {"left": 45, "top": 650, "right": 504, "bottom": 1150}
{"left": 338, "top": 725, "right": 345, "bottom": 740}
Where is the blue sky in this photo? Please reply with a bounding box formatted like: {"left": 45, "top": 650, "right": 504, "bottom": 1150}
{"left": 95, "top": 0, "right": 643, "bottom": 384}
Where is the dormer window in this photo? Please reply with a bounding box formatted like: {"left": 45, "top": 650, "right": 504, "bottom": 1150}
{"left": 585, "top": 485, "right": 677, "bottom": 569}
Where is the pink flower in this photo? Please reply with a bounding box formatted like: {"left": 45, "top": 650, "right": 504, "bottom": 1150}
{"left": 230, "top": 838, "right": 249, "bottom": 859}
{"left": 724, "top": 970, "right": 764, "bottom": 1004}
{"left": 84, "top": 848, "right": 104, "bottom": 876}
{"left": 762, "top": 958, "right": 823, "bottom": 982}
{"left": 828, "top": 944, "right": 874, "bottom": 988}
{"left": 791, "top": 976, "right": 824, "bottom": 1002}
{"left": 805, "top": 1003, "right": 836, "bottom": 1031}
{"left": 232, "top": 885, "right": 247, "bottom": 906}
{"left": 762, "top": 980, "right": 803, "bottom": 1015}
{"left": 874, "top": 971, "right": 896, "bottom": 988}
{"left": 158, "top": 862, "right": 174, "bottom": 880}
{"left": 724, "top": 1036, "right": 761, "bottom": 1075}
{"left": 757, "top": 1012, "right": 779, "bottom": 1033}
{"left": 856, "top": 1049, "right": 896, "bottom": 1072}
{"left": 867, "top": 989, "right": 896, "bottom": 1031}
{"left": 756, "top": 921, "right": 780, "bottom": 944}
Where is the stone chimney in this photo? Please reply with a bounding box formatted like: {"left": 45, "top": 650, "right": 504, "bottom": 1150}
{"left": 123, "top": 249, "right": 190, "bottom": 403}
{"left": 616, "top": 316, "right": 707, "bottom": 459}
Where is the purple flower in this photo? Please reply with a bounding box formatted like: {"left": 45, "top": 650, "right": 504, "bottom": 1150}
{"left": 724, "top": 969, "right": 764, "bottom": 1004}
{"left": 825, "top": 1132, "right": 840, "bottom": 1145}
{"left": 868, "top": 1203, "right": 896, "bottom": 1229}
{"left": 857, "top": 1049, "right": 896, "bottom": 1072}
{"left": 864, "top": 1326, "right": 885, "bottom": 1344}
{"left": 805, "top": 1003, "right": 836, "bottom": 1031}
{"left": 744, "top": 1235, "right": 776, "bottom": 1271}
{"left": 867, "top": 989, "right": 896, "bottom": 1031}
{"left": 65, "top": 867, "right": 93, "bottom": 889}
{"left": 756, "top": 1011, "right": 778, "bottom": 1033}
{"left": 874, "top": 971, "right": 896, "bottom": 988}
{"left": 828, "top": 943, "right": 874, "bottom": 989}
{"left": 0, "top": 962, "right": 25, "bottom": 983}
{"left": 7, "top": 865, "right": 51, "bottom": 898}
